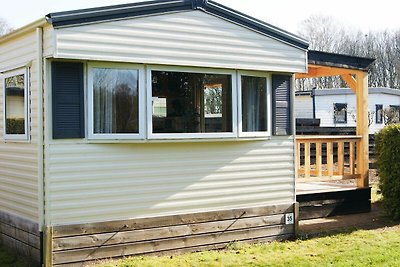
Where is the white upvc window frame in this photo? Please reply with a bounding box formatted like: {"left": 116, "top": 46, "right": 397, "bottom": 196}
{"left": 87, "top": 62, "right": 146, "bottom": 140}
{"left": 147, "top": 65, "right": 238, "bottom": 139}
{"left": 238, "top": 71, "right": 272, "bottom": 138}
{"left": 2, "top": 68, "right": 30, "bottom": 141}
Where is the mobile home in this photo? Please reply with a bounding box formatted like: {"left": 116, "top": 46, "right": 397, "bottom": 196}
{"left": 295, "top": 87, "right": 400, "bottom": 134}
{"left": 0, "top": 0, "right": 322, "bottom": 265}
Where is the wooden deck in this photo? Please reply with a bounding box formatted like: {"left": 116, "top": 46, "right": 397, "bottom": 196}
{"left": 297, "top": 182, "right": 357, "bottom": 195}
{"left": 296, "top": 182, "right": 371, "bottom": 220}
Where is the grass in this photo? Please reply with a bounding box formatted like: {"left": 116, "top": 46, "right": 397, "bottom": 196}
{"left": 94, "top": 225, "right": 400, "bottom": 267}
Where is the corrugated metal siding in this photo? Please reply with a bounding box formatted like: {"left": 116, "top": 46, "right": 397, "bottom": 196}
{"left": 54, "top": 11, "right": 307, "bottom": 73}
{"left": 0, "top": 32, "right": 39, "bottom": 223}
{"left": 47, "top": 137, "right": 295, "bottom": 225}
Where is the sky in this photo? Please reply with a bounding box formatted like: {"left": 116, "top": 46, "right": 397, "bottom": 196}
{"left": 1, "top": 0, "right": 399, "bottom": 34}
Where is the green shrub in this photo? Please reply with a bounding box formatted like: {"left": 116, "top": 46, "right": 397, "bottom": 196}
{"left": 375, "top": 124, "right": 400, "bottom": 220}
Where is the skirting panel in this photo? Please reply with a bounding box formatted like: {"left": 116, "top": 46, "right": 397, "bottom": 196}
{"left": 0, "top": 211, "right": 41, "bottom": 265}
{"left": 49, "top": 203, "right": 295, "bottom": 266}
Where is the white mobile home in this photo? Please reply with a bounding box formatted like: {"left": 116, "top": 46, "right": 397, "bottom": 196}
{"left": 0, "top": 0, "right": 309, "bottom": 265}
{"left": 295, "top": 88, "right": 400, "bottom": 134}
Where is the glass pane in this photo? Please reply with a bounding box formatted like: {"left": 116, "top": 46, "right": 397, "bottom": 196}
{"left": 5, "top": 74, "right": 25, "bottom": 135}
{"left": 152, "top": 71, "right": 232, "bottom": 133}
{"left": 334, "top": 104, "right": 347, "bottom": 123}
{"left": 93, "top": 68, "right": 139, "bottom": 134}
{"left": 241, "top": 76, "right": 267, "bottom": 132}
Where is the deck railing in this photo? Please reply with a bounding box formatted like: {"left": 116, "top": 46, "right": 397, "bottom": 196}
{"left": 296, "top": 135, "right": 362, "bottom": 182}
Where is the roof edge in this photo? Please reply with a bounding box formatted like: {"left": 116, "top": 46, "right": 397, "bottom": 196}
{"left": 46, "top": 0, "right": 309, "bottom": 50}
{"left": 312, "top": 87, "right": 400, "bottom": 96}
{"left": 309, "top": 50, "right": 375, "bottom": 71}
{"left": 0, "top": 18, "right": 48, "bottom": 44}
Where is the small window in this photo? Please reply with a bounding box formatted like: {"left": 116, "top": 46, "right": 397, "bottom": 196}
{"left": 334, "top": 103, "right": 347, "bottom": 124}
{"left": 239, "top": 73, "right": 270, "bottom": 136}
{"left": 376, "top": 104, "right": 383, "bottom": 124}
{"left": 149, "top": 68, "right": 234, "bottom": 138}
{"left": 3, "top": 69, "right": 29, "bottom": 140}
{"left": 88, "top": 64, "right": 144, "bottom": 139}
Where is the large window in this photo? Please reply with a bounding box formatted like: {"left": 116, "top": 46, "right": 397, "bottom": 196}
{"left": 88, "top": 64, "right": 144, "bottom": 139}
{"left": 149, "top": 68, "right": 234, "bottom": 138}
{"left": 239, "top": 73, "right": 270, "bottom": 136}
{"left": 84, "top": 64, "right": 275, "bottom": 140}
{"left": 334, "top": 103, "right": 347, "bottom": 124}
{"left": 3, "top": 69, "right": 29, "bottom": 140}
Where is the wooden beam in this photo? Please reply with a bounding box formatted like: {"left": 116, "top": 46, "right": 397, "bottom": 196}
{"left": 356, "top": 71, "right": 369, "bottom": 188}
{"left": 341, "top": 74, "right": 357, "bottom": 93}
{"left": 295, "top": 65, "right": 358, "bottom": 79}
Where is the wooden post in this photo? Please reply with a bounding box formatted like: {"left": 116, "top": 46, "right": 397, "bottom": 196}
{"left": 315, "top": 142, "right": 322, "bottom": 177}
{"left": 349, "top": 141, "right": 355, "bottom": 175}
{"left": 338, "top": 141, "right": 344, "bottom": 175}
{"left": 294, "top": 202, "right": 300, "bottom": 237}
{"left": 44, "top": 226, "right": 53, "bottom": 267}
{"left": 356, "top": 71, "right": 369, "bottom": 188}
{"left": 304, "top": 142, "right": 310, "bottom": 178}
{"left": 327, "top": 142, "right": 334, "bottom": 177}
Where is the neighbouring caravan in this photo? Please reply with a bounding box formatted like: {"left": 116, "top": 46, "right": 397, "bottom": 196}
{"left": 0, "top": 0, "right": 310, "bottom": 265}
{"left": 295, "top": 88, "right": 400, "bottom": 134}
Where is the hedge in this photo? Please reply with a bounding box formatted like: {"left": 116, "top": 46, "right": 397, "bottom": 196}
{"left": 375, "top": 124, "right": 400, "bottom": 220}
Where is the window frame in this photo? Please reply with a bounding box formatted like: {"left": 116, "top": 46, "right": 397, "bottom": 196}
{"left": 238, "top": 71, "right": 272, "bottom": 137}
{"left": 87, "top": 62, "right": 146, "bottom": 140}
{"left": 146, "top": 65, "right": 238, "bottom": 139}
{"left": 333, "top": 103, "right": 347, "bottom": 124}
{"left": 3, "top": 68, "right": 30, "bottom": 141}
{"left": 375, "top": 104, "right": 383, "bottom": 124}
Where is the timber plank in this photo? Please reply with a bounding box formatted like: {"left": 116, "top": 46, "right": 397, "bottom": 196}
{"left": 53, "top": 224, "right": 293, "bottom": 264}
{"left": 0, "top": 222, "right": 41, "bottom": 249}
{"left": 53, "top": 234, "right": 293, "bottom": 267}
{"left": 53, "top": 214, "right": 285, "bottom": 251}
{"left": 53, "top": 204, "right": 293, "bottom": 237}
{"left": 0, "top": 211, "right": 39, "bottom": 235}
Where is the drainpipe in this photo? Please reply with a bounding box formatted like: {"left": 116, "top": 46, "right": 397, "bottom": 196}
{"left": 36, "top": 27, "right": 44, "bottom": 263}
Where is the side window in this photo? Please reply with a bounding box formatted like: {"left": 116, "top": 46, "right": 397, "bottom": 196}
{"left": 88, "top": 63, "right": 145, "bottom": 139}
{"left": 376, "top": 104, "right": 383, "bottom": 124}
{"left": 334, "top": 103, "right": 347, "bottom": 124}
{"left": 239, "top": 74, "right": 270, "bottom": 137}
{"left": 3, "top": 69, "right": 29, "bottom": 140}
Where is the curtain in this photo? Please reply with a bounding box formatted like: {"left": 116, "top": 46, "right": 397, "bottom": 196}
{"left": 242, "top": 76, "right": 267, "bottom": 132}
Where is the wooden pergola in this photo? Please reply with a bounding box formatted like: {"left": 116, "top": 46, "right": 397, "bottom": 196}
{"left": 295, "top": 50, "right": 375, "bottom": 188}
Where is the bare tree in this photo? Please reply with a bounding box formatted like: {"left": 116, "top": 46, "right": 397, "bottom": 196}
{"left": 296, "top": 15, "right": 400, "bottom": 91}
{"left": 0, "top": 18, "right": 13, "bottom": 36}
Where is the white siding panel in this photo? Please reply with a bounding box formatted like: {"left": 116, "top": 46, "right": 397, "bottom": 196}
{"left": 54, "top": 11, "right": 306, "bottom": 73}
{"left": 47, "top": 137, "right": 295, "bottom": 225}
{"left": 0, "top": 32, "right": 39, "bottom": 223}
{"left": 295, "top": 95, "right": 313, "bottom": 119}
{"left": 43, "top": 25, "right": 54, "bottom": 57}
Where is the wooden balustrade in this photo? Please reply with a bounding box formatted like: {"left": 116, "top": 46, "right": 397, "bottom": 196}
{"left": 296, "top": 135, "right": 362, "bottom": 183}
